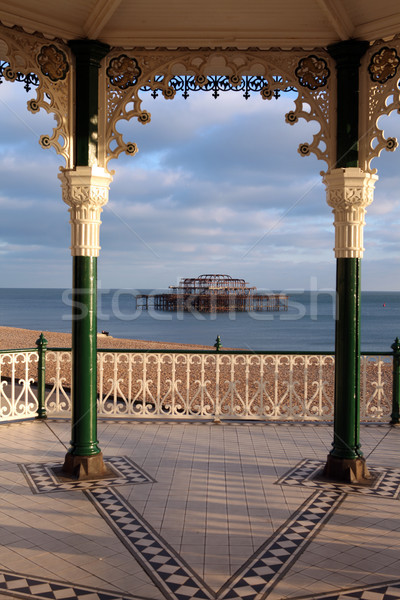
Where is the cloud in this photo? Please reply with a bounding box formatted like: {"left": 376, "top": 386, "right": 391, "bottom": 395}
{"left": 0, "top": 80, "right": 399, "bottom": 290}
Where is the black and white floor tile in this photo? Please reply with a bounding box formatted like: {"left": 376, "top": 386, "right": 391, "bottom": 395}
{"left": 14, "top": 455, "right": 400, "bottom": 600}
{"left": 0, "top": 569, "right": 146, "bottom": 600}
{"left": 277, "top": 458, "right": 400, "bottom": 499}
{"left": 296, "top": 579, "right": 400, "bottom": 599}
{"left": 87, "top": 487, "right": 344, "bottom": 600}
{"left": 87, "top": 487, "right": 215, "bottom": 600}
{"left": 19, "top": 456, "right": 156, "bottom": 493}
{"left": 211, "top": 489, "right": 344, "bottom": 600}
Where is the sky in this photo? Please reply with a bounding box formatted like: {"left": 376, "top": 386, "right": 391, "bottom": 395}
{"left": 0, "top": 79, "right": 399, "bottom": 292}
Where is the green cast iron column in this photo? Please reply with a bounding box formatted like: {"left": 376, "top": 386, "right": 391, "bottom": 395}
{"left": 66, "top": 40, "right": 109, "bottom": 460}
{"left": 70, "top": 257, "right": 98, "bottom": 455}
{"left": 35, "top": 333, "right": 48, "bottom": 420}
{"left": 390, "top": 337, "right": 400, "bottom": 425}
{"left": 332, "top": 258, "right": 361, "bottom": 458}
{"left": 327, "top": 40, "right": 369, "bottom": 464}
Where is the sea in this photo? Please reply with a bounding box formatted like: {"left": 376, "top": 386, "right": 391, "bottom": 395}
{"left": 0, "top": 288, "right": 399, "bottom": 352}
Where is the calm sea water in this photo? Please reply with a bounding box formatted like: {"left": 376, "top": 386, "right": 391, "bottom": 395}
{"left": 0, "top": 288, "right": 399, "bottom": 352}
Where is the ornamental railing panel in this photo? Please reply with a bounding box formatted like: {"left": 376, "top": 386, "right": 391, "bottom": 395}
{"left": 95, "top": 350, "right": 389, "bottom": 422}
{"left": 0, "top": 349, "right": 38, "bottom": 420}
{"left": 44, "top": 350, "right": 72, "bottom": 415}
{"left": 360, "top": 354, "right": 392, "bottom": 420}
{"left": 0, "top": 348, "right": 394, "bottom": 422}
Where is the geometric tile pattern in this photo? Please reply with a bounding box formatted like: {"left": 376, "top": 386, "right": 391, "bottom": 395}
{"left": 16, "top": 451, "right": 400, "bottom": 600}
{"left": 88, "top": 487, "right": 344, "bottom": 600}
{"left": 19, "top": 456, "right": 156, "bottom": 494}
{"left": 276, "top": 459, "right": 400, "bottom": 499}
{"left": 218, "top": 489, "right": 344, "bottom": 600}
{"left": 0, "top": 569, "right": 144, "bottom": 600}
{"left": 87, "top": 487, "right": 215, "bottom": 600}
{"left": 296, "top": 579, "right": 400, "bottom": 599}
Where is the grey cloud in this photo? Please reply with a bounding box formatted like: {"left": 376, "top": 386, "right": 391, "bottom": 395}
{"left": 0, "top": 80, "right": 399, "bottom": 289}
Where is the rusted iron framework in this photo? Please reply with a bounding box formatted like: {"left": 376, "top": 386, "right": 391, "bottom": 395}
{"left": 137, "top": 274, "right": 288, "bottom": 312}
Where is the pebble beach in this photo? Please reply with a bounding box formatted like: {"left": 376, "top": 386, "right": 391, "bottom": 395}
{"left": 0, "top": 326, "right": 214, "bottom": 352}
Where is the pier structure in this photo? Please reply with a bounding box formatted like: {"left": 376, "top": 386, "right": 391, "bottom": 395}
{"left": 137, "top": 274, "right": 288, "bottom": 312}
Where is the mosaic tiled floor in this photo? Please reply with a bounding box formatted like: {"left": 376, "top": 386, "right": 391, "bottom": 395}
{"left": 4, "top": 421, "right": 400, "bottom": 600}
{"left": 20, "top": 456, "right": 156, "bottom": 493}
{"left": 297, "top": 580, "right": 400, "bottom": 599}
{"left": 0, "top": 570, "right": 146, "bottom": 600}
{"left": 1, "top": 571, "right": 400, "bottom": 600}
{"left": 277, "top": 458, "right": 400, "bottom": 498}
{"left": 86, "top": 487, "right": 344, "bottom": 600}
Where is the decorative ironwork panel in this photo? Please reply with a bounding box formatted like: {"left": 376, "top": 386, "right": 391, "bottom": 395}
{"left": 140, "top": 74, "right": 295, "bottom": 100}
{"left": 0, "top": 351, "right": 38, "bottom": 420}
{"left": 0, "top": 23, "right": 73, "bottom": 167}
{"left": 101, "top": 48, "right": 334, "bottom": 169}
{"left": 360, "top": 36, "right": 400, "bottom": 172}
{"left": 0, "top": 61, "right": 39, "bottom": 92}
{"left": 98, "top": 351, "right": 337, "bottom": 421}
{"left": 0, "top": 348, "right": 392, "bottom": 423}
{"left": 37, "top": 44, "right": 69, "bottom": 82}
{"left": 368, "top": 47, "right": 400, "bottom": 84}
{"left": 45, "top": 351, "right": 72, "bottom": 415}
{"left": 107, "top": 54, "right": 142, "bottom": 89}
{"left": 96, "top": 351, "right": 392, "bottom": 422}
{"left": 295, "top": 55, "right": 330, "bottom": 90}
{"left": 360, "top": 354, "right": 392, "bottom": 420}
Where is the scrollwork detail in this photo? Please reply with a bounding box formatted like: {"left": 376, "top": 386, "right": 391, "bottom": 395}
{"left": 368, "top": 47, "right": 400, "bottom": 84}
{"left": 360, "top": 37, "right": 400, "bottom": 172}
{"left": 0, "top": 24, "right": 73, "bottom": 167}
{"left": 107, "top": 55, "right": 141, "bottom": 89}
{"left": 295, "top": 55, "right": 330, "bottom": 90}
{"left": 37, "top": 44, "right": 69, "bottom": 82}
{"left": 103, "top": 48, "right": 334, "bottom": 169}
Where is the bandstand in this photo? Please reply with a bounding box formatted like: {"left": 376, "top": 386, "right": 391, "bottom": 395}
{"left": 0, "top": 1, "right": 399, "bottom": 483}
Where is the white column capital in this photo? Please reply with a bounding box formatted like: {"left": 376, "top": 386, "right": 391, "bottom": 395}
{"left": 323, "top": 168, "right": 378, "bottom": 258}
{"left": 58, "top": 166, "right": 113, "bottom": 257}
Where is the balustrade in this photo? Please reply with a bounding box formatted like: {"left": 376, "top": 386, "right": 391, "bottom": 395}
{"left": 0, "top": 339, "right": 396, "bottom": 423}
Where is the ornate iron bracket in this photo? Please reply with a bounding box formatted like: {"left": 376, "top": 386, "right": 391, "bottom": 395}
{"left": 103, "top": 49, "right": 334, "bottom": 170}
{"left": 0, "top": 25, "right": 73, "bottom": 167}
{"left": 360, "top": 39, "right": 400, "bottom": 172}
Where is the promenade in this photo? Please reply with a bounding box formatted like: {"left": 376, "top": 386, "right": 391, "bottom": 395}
{"left": 1, "top": 419, "right": 399, "bottom": 599}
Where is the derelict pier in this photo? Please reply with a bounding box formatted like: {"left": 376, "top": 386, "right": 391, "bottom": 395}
{"left": 137, "top": 274, "right": 288, "bottom": 312}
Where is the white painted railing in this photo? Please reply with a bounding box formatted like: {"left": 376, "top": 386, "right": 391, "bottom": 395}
{"left": 0, "top": 349, "right": 38, "bottom": 420}
{"left": 45, "top": 350, "right": 72, "bottom": 415}
{"left": 0, "top": 348, "right": 393, "bottom": 422}
{"left": 360, "top": 354, "right": 393, "bottom": 420}
{"left": 97, "top": 352, "right": 338, "bottom": 420}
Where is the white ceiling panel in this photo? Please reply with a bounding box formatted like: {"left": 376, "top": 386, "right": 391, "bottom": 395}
{"left": 0, "top": 0, "right": 399, "bottom": 49}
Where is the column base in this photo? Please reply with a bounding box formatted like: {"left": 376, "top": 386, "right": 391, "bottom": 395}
{"left": 323, "top": 454, "right": 373, "bottom": 484}
{"left": 61, "top": 451, "right": 113, "bottom": 481}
